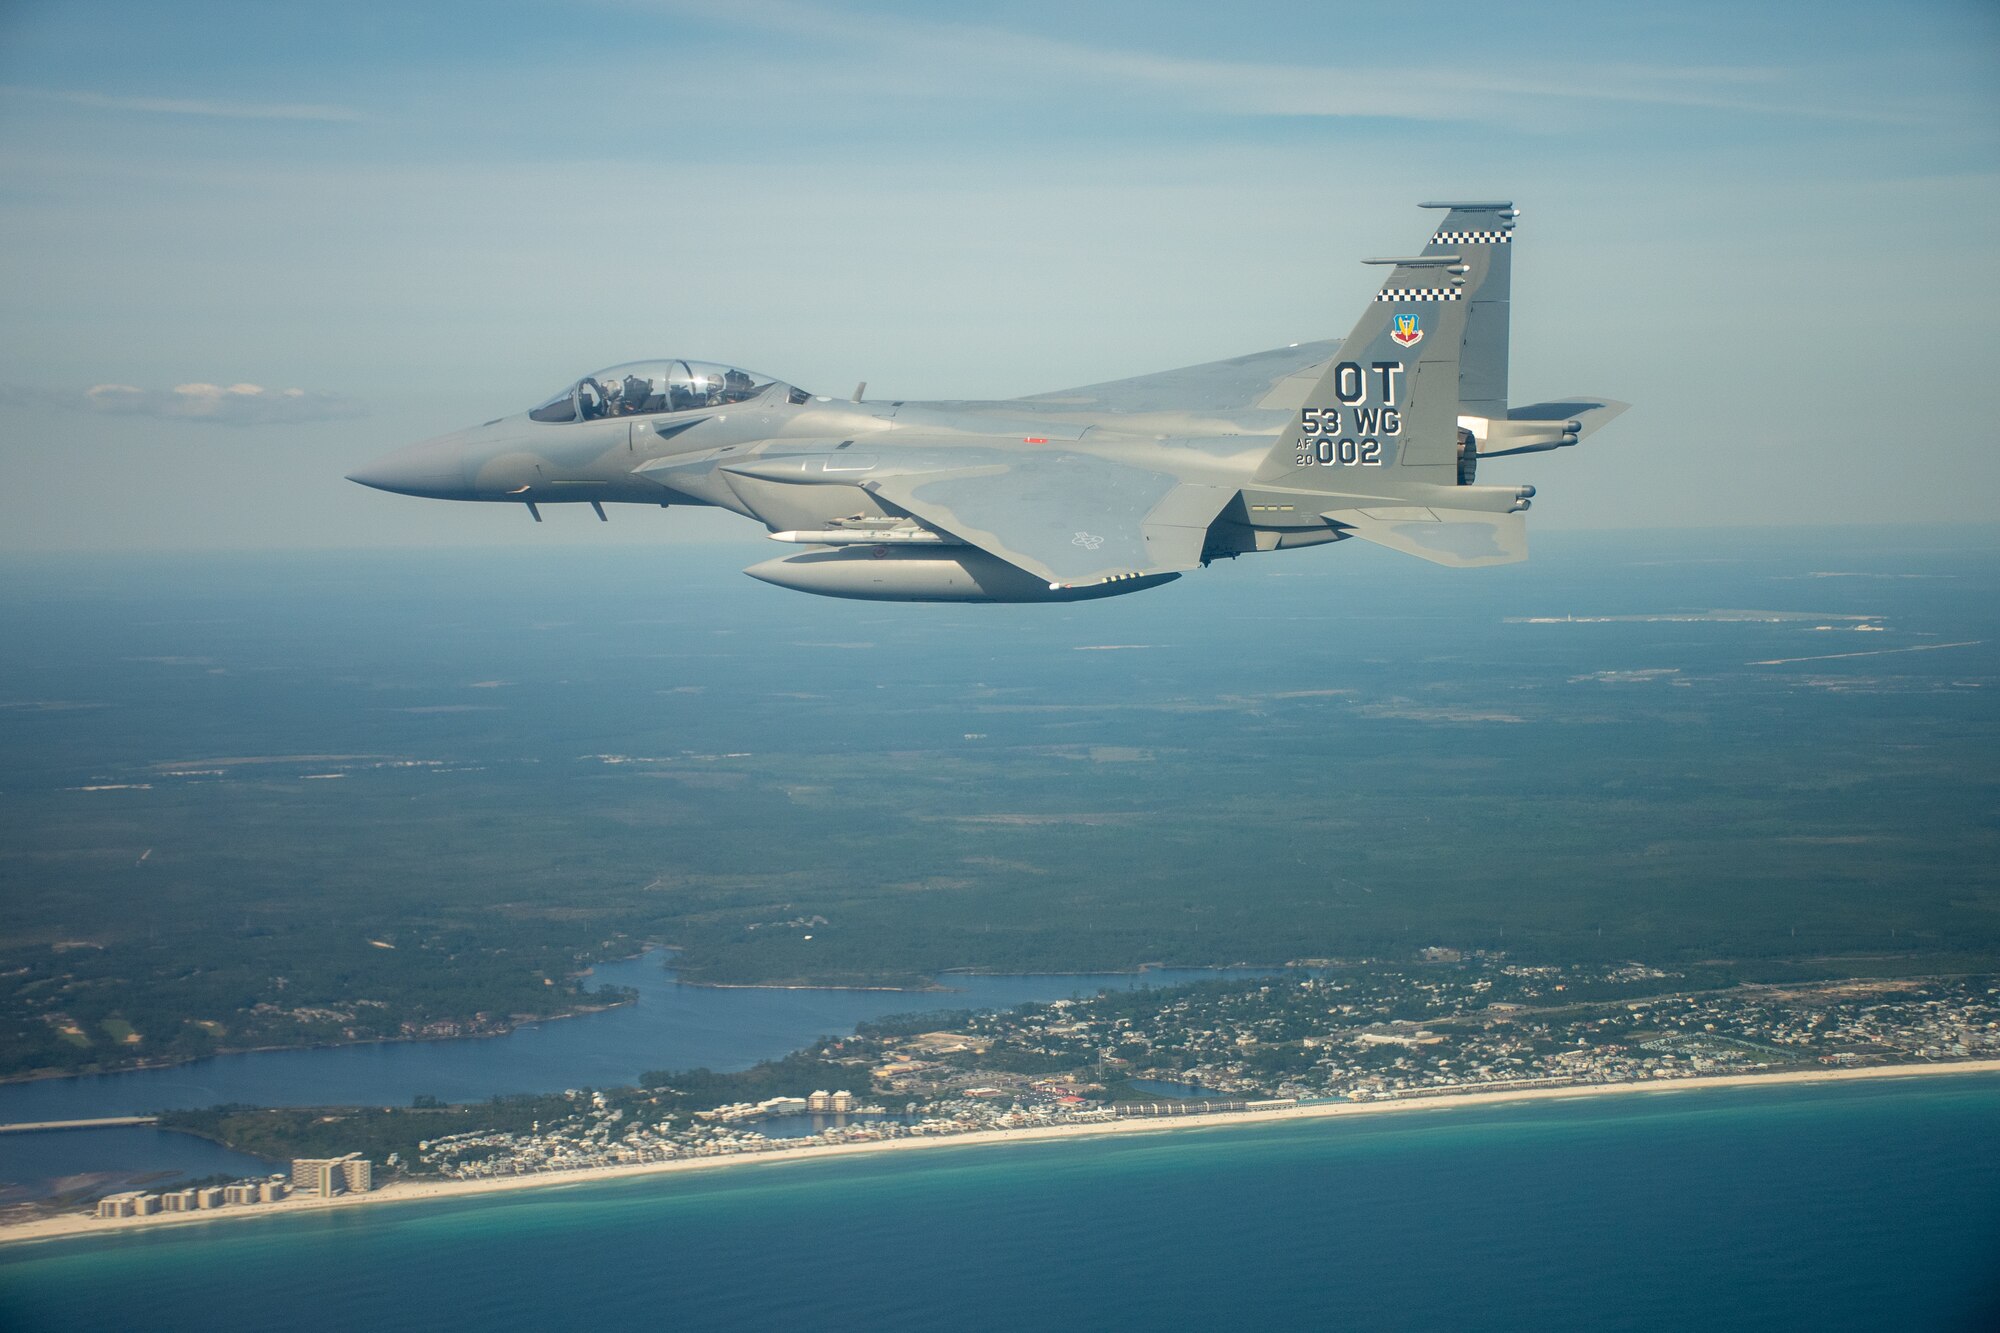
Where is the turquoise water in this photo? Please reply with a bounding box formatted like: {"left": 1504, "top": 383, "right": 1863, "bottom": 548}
{"left": 4, "top": 1076, "right": 1996, "bottom": 1332}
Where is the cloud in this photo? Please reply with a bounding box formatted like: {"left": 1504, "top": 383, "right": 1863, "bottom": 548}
{"left": 71, "top": 382, "right": 366, "bottom": 425}
{"left": 1, "top": 86, "right": 363, "bottom": 123}
{"left": 635, "top": 0, "right": 1929, "bottom": 127}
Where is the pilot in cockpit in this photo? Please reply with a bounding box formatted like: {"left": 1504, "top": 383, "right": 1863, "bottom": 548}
{"left": 621, "top": 373, "right": 655, "bottom": 415}
{"left": 528, "top": 362, "right": 790, "bottom": 423}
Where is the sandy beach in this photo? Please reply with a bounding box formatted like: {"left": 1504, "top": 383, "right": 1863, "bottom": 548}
{"left": 9, "top": 1058, "right": 1998, "bottom": 1249}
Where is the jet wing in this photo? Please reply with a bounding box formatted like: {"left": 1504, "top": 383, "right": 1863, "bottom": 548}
{"left": 1014, "top": 340, "right": 1342, "bottom": 414}
{"left": 865, "top": 455, "right": 1232, "bottom": 588}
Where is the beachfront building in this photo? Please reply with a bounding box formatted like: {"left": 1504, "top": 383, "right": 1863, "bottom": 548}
{"left": 295, "top": 1160, "right": 334, "bottom": 1196}
{"left": 95, "top": 1177, "right": 295, "bottom": 1223}
{"left": 292, "top": 1154, "right": 374, "bottom": 1196}
{"left": 699, "top": 1098, "right": 808, "bottom": 1122}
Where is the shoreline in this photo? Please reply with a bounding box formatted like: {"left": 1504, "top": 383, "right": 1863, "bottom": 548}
{"left": 8, "top": 1058, "right": 1998, "bottom": 1250}
{"left": 0, "top": 1002, "right": 636, "bottom": 1090}
{"left": 0, "top": 960, "right": 1296, "bottom": 1085}
{"left": 0, "top": 945, "right": 680, "bottom": 1089}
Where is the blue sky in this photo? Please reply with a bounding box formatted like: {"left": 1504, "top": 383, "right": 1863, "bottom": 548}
{"left": 1, "top": 0, "right": 1995, "bottom": 550}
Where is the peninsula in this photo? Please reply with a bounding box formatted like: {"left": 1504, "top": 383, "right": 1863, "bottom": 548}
{"left": 9, "top": 1059, "right": 1999, "bottom": 1248}
{"left": 6, "top": 960, "right": 1995, "bottom": 1245}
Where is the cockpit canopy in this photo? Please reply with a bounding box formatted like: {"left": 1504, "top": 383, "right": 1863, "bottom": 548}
{"left": 527, "top": 360, "right": 802, "bottom": 423}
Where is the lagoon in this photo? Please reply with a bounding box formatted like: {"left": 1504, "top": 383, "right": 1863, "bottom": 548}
{"left": 0, "top": 955, "right": 1261, "bottom": 1189}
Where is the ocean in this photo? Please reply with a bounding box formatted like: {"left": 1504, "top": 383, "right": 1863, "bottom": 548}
{"left": 3, "top": 1074, "right": 1997, "bottom": 1332}
{"left": 3, "top": 531, "right": 1996, "bottom": 1327}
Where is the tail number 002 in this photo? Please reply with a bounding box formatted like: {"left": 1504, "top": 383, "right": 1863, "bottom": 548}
{"left": 1297, "top": 409, "right": 1382, "bottom": 466}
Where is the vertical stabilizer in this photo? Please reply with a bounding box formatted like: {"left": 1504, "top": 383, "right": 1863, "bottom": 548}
{"left": 1257, "top": 217, "right": 1495, "bottom": 488}
{"left": 1419, "top": 200, "right": 1515, "bottom": 422}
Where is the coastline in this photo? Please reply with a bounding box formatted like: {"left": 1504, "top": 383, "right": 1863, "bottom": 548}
{"left": 0, "top": 957, "right": 1243, "bottom": 1085}
{"left": 679, "top": 980, "right": 941, "bottom": 993}
{"left": 8, "top": 1058, "right": 1998, "bottom": 1250}
{"left": 0, "top": 1001, "right": 636, "bottom": 1090}
{"left": 0, "top": 946, "right": 678, "bottom": 1089}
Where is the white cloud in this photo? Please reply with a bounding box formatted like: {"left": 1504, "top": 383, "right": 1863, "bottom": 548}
{"left": 629, "top": 1, "right": 1921, "bottom": 126}
{"left": 0, "top": 85, "right": 363, "bottom": 123}
{"left": 74, "top": 382, "right": 366, "bottom": 425}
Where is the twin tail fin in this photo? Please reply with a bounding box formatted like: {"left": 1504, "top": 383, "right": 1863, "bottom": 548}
{"left": 1255, "top": 203, "right": 1514, "bottom": 487}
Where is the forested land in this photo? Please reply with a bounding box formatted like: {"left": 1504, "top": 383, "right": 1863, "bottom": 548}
{"left": 5, "top": 541, "right": 1996, "bottom": 1079}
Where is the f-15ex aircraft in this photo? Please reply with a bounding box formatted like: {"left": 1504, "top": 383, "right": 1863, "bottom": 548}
{"left": 349, "top": 202, "right": 1624, "bottom": 602}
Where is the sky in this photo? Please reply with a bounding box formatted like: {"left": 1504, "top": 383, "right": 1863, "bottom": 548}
{"left": 0, "top": 0, "right": 1995, "bottom": 551}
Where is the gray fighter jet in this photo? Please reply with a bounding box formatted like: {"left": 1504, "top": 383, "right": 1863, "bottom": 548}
{"left": 349, "top": 202, "right": 1624, "bottom": 602}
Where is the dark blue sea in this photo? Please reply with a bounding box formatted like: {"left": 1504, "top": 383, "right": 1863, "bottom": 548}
{"left": 3, "top": 531, "right": 1996, "bottom": 1326}
{"left": 3, "top": 1075, "right": 1997, "bottom": 1333}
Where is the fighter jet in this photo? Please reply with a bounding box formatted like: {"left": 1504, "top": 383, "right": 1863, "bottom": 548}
{"left": 348, "top": 202, "right": 1624, "bottom": 602}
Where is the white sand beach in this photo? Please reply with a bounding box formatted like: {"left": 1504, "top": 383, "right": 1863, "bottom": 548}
{"left": 9, "top": 1058, "right": 1998, "bottom": 1249}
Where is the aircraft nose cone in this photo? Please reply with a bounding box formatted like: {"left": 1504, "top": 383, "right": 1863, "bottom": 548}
{"left": 346, "top": 435, "right": 470, "bottom": 499}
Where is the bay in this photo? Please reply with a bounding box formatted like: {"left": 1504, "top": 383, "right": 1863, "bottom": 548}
{"left": 0, "top": 956, "right": 1267, "bottom": 1187}
{"left": 0, "top": 1129, "right": 270, "bottom": 1205}
{"left": 3, "top": 1075, "right": 1995, "bottom": 1332}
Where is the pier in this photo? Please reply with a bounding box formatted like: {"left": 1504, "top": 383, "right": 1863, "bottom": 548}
{"left": 0, "top": 1116, "right": 159, "bottom": 1134}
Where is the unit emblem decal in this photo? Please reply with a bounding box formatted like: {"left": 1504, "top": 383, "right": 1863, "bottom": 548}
{"left": 1390, "top": 313, "right": 1424, "bottom": 348}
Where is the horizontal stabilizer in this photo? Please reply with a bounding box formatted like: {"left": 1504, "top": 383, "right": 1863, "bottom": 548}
{"left": 1322, "top": 506, "right": 1527, "bottom": 568}
{"left": 1463, "top": 398, "right": 1630, "bottom": 457}
{"left": 1512, "top": 398, "right": 1628, "bottom": 436}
